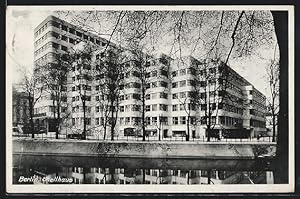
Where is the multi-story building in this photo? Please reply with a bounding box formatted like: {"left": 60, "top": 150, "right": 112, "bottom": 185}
{"left": 33, "top": 15, "right": 266, "bottom": 139}
{"left": 33, "top": 15, "right": 116, "bottom": 133}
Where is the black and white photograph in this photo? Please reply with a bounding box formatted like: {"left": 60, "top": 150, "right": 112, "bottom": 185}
{"left": 6, "top": 5, "right": 294, "bottom": 193}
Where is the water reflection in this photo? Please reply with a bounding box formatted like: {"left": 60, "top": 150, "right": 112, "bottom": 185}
{"left": 13, "top": 155, "right": 274, "bottom": 185}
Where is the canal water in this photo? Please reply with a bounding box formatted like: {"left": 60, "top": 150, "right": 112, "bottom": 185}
{"left": 13, "top": 154, "right": 274, "bottom": 185}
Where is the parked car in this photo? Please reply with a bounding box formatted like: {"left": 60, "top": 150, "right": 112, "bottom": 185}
{"left": 67, "top": 133, "right": 83, "bottom": 139}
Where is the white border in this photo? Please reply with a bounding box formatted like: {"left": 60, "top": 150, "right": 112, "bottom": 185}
{"left": 6, "top": 5, "right": 295, "bottom": 194}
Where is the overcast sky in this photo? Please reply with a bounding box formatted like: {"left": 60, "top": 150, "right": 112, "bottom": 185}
{"left": 6, "top": 6, "right": 279, "bottom": 100}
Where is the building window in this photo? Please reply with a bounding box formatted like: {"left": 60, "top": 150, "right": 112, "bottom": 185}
{"left": 209, "top": 68, "right": 216, "bottom": 74}
{"left": 152, "top": 82, "right": 157, "bottom": 88}
{"left": 146, "top": 117, "right": 151, "bottom": 125}
{"left": 160, "top": 69, "right": 168, "bottom": 77}
{"left": 152, "top": 104, "right": 157, "bottom": 111}
{"left": 125, "top": 117, "right": 130, "bottom": 125}
{"left": 180, "top": 69, "right": 186, "bottom": 75}
{"left": 160, "top": 81, "right": 168, "bottom": 88}
{"left": 172, "top": 104, "right": 178, "bottom": 111}
{"left": 180, "top": 117, "right": 186, "bottom": 125}
{"left": 120, "top": 106, "right": 124, "bottom": 112}
{"left": 180, "top": 80, "right": 186, "bottom": 87}
{"left": 159, "top": 104, "right": 168, "bottom": 111}
{"left": 61, "top": 35, "right": 68, "bottom": 41}
{"left": 119, "top": 117, "right": 124, "bottom": 125}
{"left": 146, "top": 94, "right": 150, "bottom": 100}
{"left": 172, "top": 82, "right": 178, "bottom": 88}
{"left": 86, "top": 118, "right": 91, "bottom": 125}
{"left": 61, "top": 25, "right": 68, "bottom": 31}
{"left": 172, "top": 117, "right": 178, "bottom": 125}
{"left": 95, "top": 118, "right": 100, "bottom": 125}
{"left": 172, "top": 71, "right": 177, "bottom": 77}
{"left": 160, "top": 92, "right": 168, "bottom": 99}
{"left": 61, "top": 45, "right": 68, "bottom": 52}
{"left": 180, "top": 92, "right": 186, "bottom": 98}
{"left": 200, "top": 81, "right": 206, "bottom": 87}
{"left": 146, "top": 105, "right": 151, "bottom": 112}
{"left": 180, "top": 104, "right": 185, "bottom": 111}
{"left": 152, "top": 93, "right": 157, "bottom": 99}
{"left": 152, "top": 117, "right": 157, "bottom": 124}
{"left": 152, "top": 71, "right": 157, "bottom": 77}
{"left": 172, "top": 93, "right": 178, "bottom": 99}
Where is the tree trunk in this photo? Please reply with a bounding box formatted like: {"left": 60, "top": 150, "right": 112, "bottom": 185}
{"left": 30, "top": 114, "right": 34, "bottom": 139}
{"left": 82, "top": 100, "right": 86, "bottom": 140}
{"left": 272, "top": 110, "right": 276, "bottom": 142}
{"left": 103, "top": 120, "right": 107, "bottom": 140}
{"left": 142, "top": 88, "right": 146, "bottom": 141}
{"left": 56, "top": 101, "right": 60, "bottom": 139}
{"left": 29, "top": 100, "right": 34, "bottom": 138}
{"left": 271, "top": 11, "right": 288, "bottom": 184}
{"left": 186, "top": 116, "right": 190, "bottom": 141}
{"left": 110, "top": 100, "right": 115, "bottom": 141}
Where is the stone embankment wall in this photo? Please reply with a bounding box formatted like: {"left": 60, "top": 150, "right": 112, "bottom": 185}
{"left": 13, "top": 138, "right": 276, "bottom": 159}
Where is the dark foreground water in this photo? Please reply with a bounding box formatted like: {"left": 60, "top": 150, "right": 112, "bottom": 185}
{"left": 13, "top": 155, "right": 274, "bottom": 185}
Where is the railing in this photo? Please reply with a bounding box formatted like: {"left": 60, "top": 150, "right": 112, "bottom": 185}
{"left": 13, "top": 132, "right": 276, "bottom": 143}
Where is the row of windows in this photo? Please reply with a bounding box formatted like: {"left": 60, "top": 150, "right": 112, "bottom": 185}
{"left": 171, "top": 67, "right": 197, "bottom": 77}
{"left": 72, "top": 64, "right": 92, "bottom": 71}
{"left": 34, "top": 41, "right": 68, "bottom": 56}
{"left": 251, "top": 90, "right": 266, "bottom": 103}
{"left": 72, "top": 74, "right": 93, "bottom": 81}
{"left": 250, "top": 99, "right": 266, "bottom": 111}
{"left": 223, "top": 104, "right": 244, "bottom": 115}
{"left": 72, "top": 85, "right": 92, "bottom": 91}
{"left": 72, "top": 95, "right": 91, "bottom": 102}
{"left": 71, "top": 115, "right": 250, "bottom": 127}
{"left": 119, "top": 92, "right": 169, "bottom": 101}
{"left": 145, "top": 81, "right": 168, "bottom": 89}
{"left": 72, "top": 106, "right": 92, "bottom": 113}
{"left": 34, "top": 52, "right": 56, "bottom": 66}
{"left": 72, "top": 117, "right": 91, "bottom": 125}
{"left": 172, "top": 80, "right": 196, "bottom": 88}
{"left": 172, "top": 116, "right": 197, "bottom": 125}
{"left": 172, "top": 103, "right": 196, "bottom": 111}
{"left": 35, "top": 31, "right": 77, "bottom": 47}
{"left": 118, "top": 116, "right": 169, "bottom": 126}
{"left": 250, "top": 119, "right": 266, "bottom": 128}
{"left": 219, "top": 116, "right": 243, "bottom": 127}
{"left": 227, "top": 82, "right": 242, "bottom": 95}
{"left": 35, "top": 20, "right": 109, "bottom": 48}
{"left": 249, "top": 109, "right": 265, "bottom": 118}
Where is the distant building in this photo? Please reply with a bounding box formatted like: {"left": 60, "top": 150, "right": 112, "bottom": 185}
{"left": 12, "top": 86, "right": 29, "bottom": 127}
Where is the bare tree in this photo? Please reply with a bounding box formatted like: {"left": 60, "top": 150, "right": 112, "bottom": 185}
{"left": 94, "top": 48, "right": 125, "bottom": 140}
{"left": 19, "top": 67, "right": 44, "bottom": 138}
{"left": 41, "top": 53, "right": 71, "bottom": 139}
{"left": 266, "top": 57, "right": 280, "bottom": 142}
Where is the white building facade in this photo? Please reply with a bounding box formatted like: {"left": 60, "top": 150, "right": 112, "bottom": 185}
{"left": 33, "top": 15, "right": 267, "bottom": 139}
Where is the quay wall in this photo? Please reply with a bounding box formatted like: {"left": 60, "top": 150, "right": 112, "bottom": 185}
{"left": 12, "top": 138, "right": 276, "bottom": 159}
